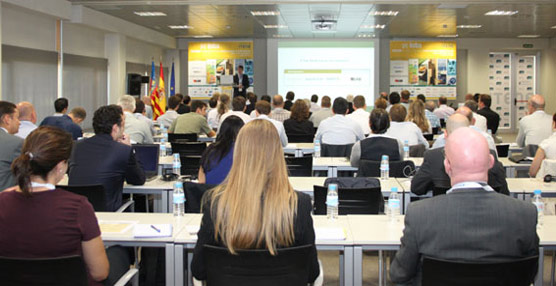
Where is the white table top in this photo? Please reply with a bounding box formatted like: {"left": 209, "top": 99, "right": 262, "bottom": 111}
{"left": 284, "top": 143, "right": 314, "bottom": 152}
{"left": 289, "top": 177, "right": 326, "bottom": 192}
{"left": 506, "top": 178, "right": 556, "bottom": 194}
{"left": 313, "top": 157, "right": 352, "bottom": 167}
{"left": 347, "top": 215, "right": 404, "bottom": 245}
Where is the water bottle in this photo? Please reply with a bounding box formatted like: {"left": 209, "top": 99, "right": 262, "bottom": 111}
{"left": 388, "top": 187, "right": 401, "bottom": 223}
{"left": 403, "top": 140, "right": 410, "bottom": 159}
{"left": 173, "top": 181, "right": 185, "bottom": 217}
{"left": 380, "top": 155, "right": 389, "bottom": 180}
{"left": 172, "top": 153, "right": 181, "bottom": 176}
{"left": 314, "top": 139, "right": 321, "bottom": 158}
{"left": 160, "top": 138, "right": 167, "bottom": 156}
{"left": 532, "top": 189, "right": 544, "bottom": 227}
{"left": 161, "top": 125, "right": 168, "bottom": 141}
{"left": 326, "top": 184, "right": 339, "bottom": 220}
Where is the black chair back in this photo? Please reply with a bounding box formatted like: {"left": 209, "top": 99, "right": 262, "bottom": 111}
{"left": 495, "top": 144, "right": 510, "bottom": 157}
{"left": 313, "top": 186, "right": 382, "bottom": 215}
{"left": 432, "top": 127, "right": 440, "bottom": 135}
{"left": 203, "top": 244, "right": 313, "bottom": 286}
{"left": 432, "top": 186, "right": 450, "bottom": 196}
{"left": 440, "top": 118, "right": 446, "bottom": 128}
{"left": 422, "top": 256, "right": 538, "bottom": 286}
{"left": 357, "top": 160, "right": 416, "bottom": 178}
{"left": 285, "top": 155, "right": 313, "bottom": 177}
{"left": 409, "top": 145, "right": 426, "bottom": 157}
{"left": 287, "top": 133, "right": 314, "bottom": 143}
{"left": 321, "top": 143, "right": 354, "bottom": 157}
{"left": 423, "top": 134, "right": 434, "bottom": 141}
{"left": 184, "top": 182, "right": 216, "bottom": 213}
{"left": 171, "top": 142, "right": 207, "bottom": 156}
{"left": 57, "top": 184, "right": 106, "bottom": 211}
{"left": 180, "top": 155, "right": 202, "bottom": 177}
{"left": 0, "top": 255, "right": 88, "bottom": 286}
{"left": 168, "top": 133, "right": 198, "bottom": 143}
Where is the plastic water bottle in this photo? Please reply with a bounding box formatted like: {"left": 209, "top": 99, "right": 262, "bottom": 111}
{"left": 172, "top": 153, "right": 181, "bottom": 176}
{"left": 380, "top": 155, "right": 389, "bottom": 180}
{"left": 173, "top": 182, "right": 185, "bottom": 217}
{"left": 388, "top": 187, "right": 401, "bottom": 223}
{"left": 532, "top": 189, "right": 544, "bottom": 227}
{"left": 160, "top": 138, "right": 167, "bottom": 156}
{"left": 161, "top": 125, "right": 168, "bottom": 141}
{"left": 403, "top": 140, "right": 410, "bottom": 159}
{"left": 326, "top": 184, "right": 339, "bottom": 220}
{"left": 314, "top": 139, "right": 321, "bottom": 158}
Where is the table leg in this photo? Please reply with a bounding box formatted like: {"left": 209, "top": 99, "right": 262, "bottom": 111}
{"left": 174, "top": 244, "right": 184, "bottom": 286}
{"left": 162, "top": 191, "right": 169, "bottom": 213}
{"left": 535, "top": 247, "right": 544, "bottom": 286}
{"left": 378, "top": 250, "right": 383, "bottom": 286}
{"left": 352, "top": 246, "right": 362, "bottom": 286}
{"left": 165, "top": 243, "right": 174, "bottom": 286}
{"left": 188, "top": 251, "right": 194, "bottom": 286}
{"left": 339, "top": 251, "right": 344, "bottom": 286}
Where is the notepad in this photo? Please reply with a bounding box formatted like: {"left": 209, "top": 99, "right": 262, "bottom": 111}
{"left": 133, "top": 224, "right": 173, "bottom": 238}
{"left": 315, "top": 227, "right": 346, "bottom": 240}
{"left": 99, "top": 220, "right": 137, "bottom": 234}
{"left": 186, "top": 225, "right": 200, "bottom": 235}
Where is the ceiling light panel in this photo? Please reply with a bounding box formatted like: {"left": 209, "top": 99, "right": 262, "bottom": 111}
{"left": 169, "top": 25, "right": 193, "bottom": 29}
{"left": 361, "top": 24, "right": 386, "bottom": 29}
{"left": 251, "top": 11, "right": 280, "bottom": 16}
{"left": 264, "top": 25, "right": 288, "bottom": 29}
{"left": 133, "top": 12, "right": 166, "bottom": 17}
{"left": 457, "top": 25, "right": 482, "bottom": 29}
{"left": 437, "top": 34, "right": 459, "bottom": 38}
{"left": 485, "top": 10, "right": 518, "bottom": 16}
{"left": 370, "top": 11, "right": 399, "bottom": 16}
{"left": 517, "top": 35, "right": 540, "bottom": 38}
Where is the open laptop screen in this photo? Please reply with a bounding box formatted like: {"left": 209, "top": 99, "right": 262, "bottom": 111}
{"left": 132, "top": 144, "right": 159, "bottom": 175}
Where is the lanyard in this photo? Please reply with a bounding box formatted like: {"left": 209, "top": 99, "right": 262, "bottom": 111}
{"left": 31, "top": 182, "right": 56, "bottom": 190}
{"left": 446, "top": 181, "right": 494, "bottom": 194}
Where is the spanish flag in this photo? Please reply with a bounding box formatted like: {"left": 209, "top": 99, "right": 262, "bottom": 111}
{"left": 151, "top": 61, "right": 166, "bottom": 119}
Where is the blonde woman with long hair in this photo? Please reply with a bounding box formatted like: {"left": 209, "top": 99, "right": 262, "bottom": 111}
{"left": 407, "top": 100, "right": 432, "bottom": 134}
{"left": 191, "top": 119, "right": 321, "bottom": 284}
{"left": 216, "top": 94, "right": 231, "bottom": 125}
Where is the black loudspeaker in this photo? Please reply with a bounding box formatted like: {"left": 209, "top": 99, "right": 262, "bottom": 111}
{"left": 127, "top": 73, "right": 142, "bottom": 95}
{"left": 141, "top": 76, "right": 150, "bottom": 84}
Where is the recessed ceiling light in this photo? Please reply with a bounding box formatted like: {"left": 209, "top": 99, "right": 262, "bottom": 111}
{"left": 518, "top": 35, "right": 540, "bottom": 38}
{"left": 193, "top": 35, "right": 213, "bottom": 38}
{"left": 370, "top": 11, "right": 399, "bottom": 16}
{"left": 168, "top": 25, "right": 193, "bottom": 29}
{"left": 357, "top": 34, "right": 375, "bottom": 38}
{"left": 437, "top": 34, "right": 459, "bottom": 38}
{"left": 457, "top": 25, "right": 482, "bottom": 29}
{"left": 485, "top": 10, "right": 518, "bottom": 16}
{"left": 251, "top": 11, "right": 280, "bottom": 16}
{"left": 264, "top": 25, "right": 288, "bottom": 29}
{"left": 273, "top": 34, "right": 292, "bottom": 38}
{"left": 134, "top": 11, "right": 166, "bottom": 17}
{"left": 360, "top": 24, "right": 385, "bottom": 29}
{"left": 551, "top": 25, "right": 556, "bottom": 29}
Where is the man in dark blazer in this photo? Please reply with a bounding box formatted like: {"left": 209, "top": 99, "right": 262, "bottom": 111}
{"left": 40, "top": 98, "right": 83, "bottom": 140}
{"left": 0, "top": 101, "right": 23, "bottom": 191}
{"left": 233, "top": 65, "right": 249, "bottom": 98}
{"left": 391, "top": 127, "right": 539, "bottom": 286}
{"left": 477, "top": 94, "right": 501, "bottom": 134}
{"left": 68, "top": 105, "right": 145, "bottom": 211}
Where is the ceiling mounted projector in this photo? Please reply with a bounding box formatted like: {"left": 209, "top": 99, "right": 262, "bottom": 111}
{"left": 311, "top": 14, "right": 337, "bottom": 32}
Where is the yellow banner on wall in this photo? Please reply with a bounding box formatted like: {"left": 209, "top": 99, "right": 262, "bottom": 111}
{"left": 390, "top": 41, "right": 456, "bottom": 61}
{"left": 188, "top": 41, "right": 253, "bottom": 61}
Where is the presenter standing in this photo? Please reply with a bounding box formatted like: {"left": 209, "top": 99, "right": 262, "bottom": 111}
{"left": 233, "top": 65, "right": 250, "bottom": 98}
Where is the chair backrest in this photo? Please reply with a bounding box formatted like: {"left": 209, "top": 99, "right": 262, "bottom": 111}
{"left": 203, "top": 244, "right": 313, "bottom": 286}
{"left": 184, "top": 182, "right": 216, "bottom": 213}
{"left": 57, "top": 184, "right": 106, "bottom": 211}
{"left": 432, "top": 127, "right": 440, "bottom": 135}
{"left": 523, "top": 144, "right": 539, "bottom": 157}
{"left": 423, "top": 134, "right": 434, "bottom": 141}
{"left": 495, "top": 144, "right": 510, "bottom": 157}
{"left": 285, "top": 155, "right": 313, "bottom": 177}
{"left": 180, "top": 155, "right": 202, "bottom": 177}
{"left": 168, "top": 133, "right": 198, "bottom": 143}
{"left": 357, "top": 160, "right": 416, "bottom": 178}
{"left": 409, "top": 145, "right": 426, "bottom": 157}
{"left": 432, "top": 186, "right": 450, "bottom": 196}
{"left": 422, "top": 256, "right": 538, "bottom": 286}
{"left": 0, "top": 255, "right": 88, "bottom": 286}
{"left": 440, "top": 118, "right": 446, "bottom": 128}
{"left": 313, "top": 185, "right": 382, "bottom": 215}
{"left": 287, "top": 133, "right": 314, "bottom": 143}
{"left": 321, "top": 143, "right": 354, "bottom": 157}
{"left": 171, "top": 142, "right": 207, "bottom": 156}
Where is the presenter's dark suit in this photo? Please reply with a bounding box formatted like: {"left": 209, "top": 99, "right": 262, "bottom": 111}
{"left": 411, "top": 147, "right": 509, "bottom": 195}
{"left": 390, "top": 187, "right": 539, "bottom": 286}
{"left": 0, "top": 129, "right": 23, "bottom": 191}
{"left": 233, "top": 73, "right": 249, "bottom": 98}
{"left": 68, "top": 134, "right": 145, "bottom": 211}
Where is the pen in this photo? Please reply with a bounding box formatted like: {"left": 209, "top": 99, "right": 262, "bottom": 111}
{"left": 150, "top": 225, "right": 161, "bottom": 233}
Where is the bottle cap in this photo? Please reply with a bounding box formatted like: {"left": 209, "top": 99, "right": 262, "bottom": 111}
{"left": 382, "top": 155, "right": 388, "bottom": 160}
{"left": 391, "top": 187, "right": 398, "bottom": 193}
{"left": 315, "top": 139, "right": 320, "bottom": 144}
{"left": 534, "top": 189, "right": 542, "bottom": 195}
{"left": 328, "top": 184, "right": 338, "bottom": 191}
{"left": 404, "top": 140, "right": 409, "bottom": 144}
{"left": 173, "top": 153, "right": 180, "bottom": 159}
{"left": 174, "top": 182, "right": 183, "bottom": 188}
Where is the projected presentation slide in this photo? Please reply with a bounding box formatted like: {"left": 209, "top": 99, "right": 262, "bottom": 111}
{"left": 278, "top": 41, "right": 375, "bottom": 104}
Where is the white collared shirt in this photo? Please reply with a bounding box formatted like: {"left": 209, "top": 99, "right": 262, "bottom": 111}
{"left": 346, "top": 108, "right": 371, "bottom": 135}
{"left": 516, "top": 110, "right": 553, "bottom": 147}
{"left": 539, "top": 132, "right": 556, "bottom": 160}
{"left": 385, "top": 121, "right": 429, "bottom": 148}
{"left": 156, "top": 110, "right": 179, "bottom": 128}
{"left": 315, "top": 115, "right": 365, "bottom": 145}
{"left": 15, "top": 121, "right": 37, "bottom": 139}
{"left": 433, "top": 104, "right": 455, "bottom": 120}
{"left": 252, "top": 115, "right": 288, "bottom": 147}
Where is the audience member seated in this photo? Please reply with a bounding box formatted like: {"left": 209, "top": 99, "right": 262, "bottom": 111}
{"left": 464, "top": 100, "right": 487, "bottom": 132}
{"left": 170, "top": 100, "right": 216, "bottom": 137}
{"left": 309, "top": 95, "right": 333, "bottom": 128}
{"left": 218, "top": 97, "right": 251, "bottom": 130}
{"left": 250, "top": 95, "right": 271, "bottom": 118}
{"left": 411, "top": 113, "right": 509, "bottom": 195}
{"left": 517, "top": 94, "right": 553, "bottom": 147}
{"left": 69, "top": 105, "right": 146, "bottom": 211}
{"left": 386, "top": 92, "right": 400, "bottom": 112}
{"left": 198, "top": 116, "right": 244, "bottom": 185}
{"left": 284, "top": 99, "right": 314, "bottom": 138}
{"left": 15, "top": 101, "right": 37, "bottom": 139}
{"left": 477, "top": 94, "right": 500, "bottom": 134}
{"left": 350, "top": 108, "right": 403, "bottom": 167}
{"left": 216, "top": 94, "right": 231, "bottom": 127}
{"left": 309, "top": 94, "right": 320, "bottom": 113}
{"left": 424, "top": 100, "right": 441, "bottom": 129}
{"left": 385, "top": 104, "right": 428, "bottom": 149}
{"left": 270, "top": 95, "right": 291, "bottom": 123}
{"left": 191, "top": 119, "right": 321, "bottom": 285}
{"left": 175, "top": 93, "right": 191, "bottom": 114}
{"left": 244, "top": 92, "right": 257, "bottom": 115}
{"left": 0, "top": 101, "right": 23, "bottom": 191}
{"left": 433, "top": 96, "right": 454, "bottom": 120}
{"left": 156, "top": 95, "right": 180, "bottom": 128}
{"left": 315, "top": 97, "right": 365, "bottom": 147}
{"left": 346, "top": 94, "right": 355, "bottom": 114}
{"left": 346, "top": 95, "right": 371, "bottom": 135}
{"left": 40, "top": 98, "right": 83, "bottom": 140}
{"left": 391, "top": 127, "right": 538, "bottom": 286}
{"left": 284, "top": 91, "right": 295, "bottom": 111}
{"left": 374, "top": 97, "right": 388, "bottom": 110}
{"left": 68, "top": 107, "right": 86, "bottom": 128}
{"left": 207, "top": 93, "right": 220, "bottom": 130}
{"left": 529, "top": 113, "right": 556, "bottom": 178}
{"left": 133, "top": 99, "right": 154, "bottom": 135}
{"left": 118, "top": 95, "right": 153, "bottom": 144}
{"left": 0, "top": 126, "right": 109, "bottom": 284}
{"left": 407, "top": 100, "right": 432, "bottom": 134}
{"left": 252, "top": 101, "right": 288, "bottom": 147}
{"left": 400, "top": 90, "right": 411, "bottom": 110}
{"left": 142, "top": 96, "right": 153, "bottom": 119}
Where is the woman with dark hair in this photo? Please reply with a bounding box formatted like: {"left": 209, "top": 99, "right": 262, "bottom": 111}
{"left": 198, "top": 115, "right": 244, "bottom": 184}
{"left": 283, "top": 99, "right": 314, "bottom": 137}
{"left": 0, "top": 126, "right": 109, "bottom": 284}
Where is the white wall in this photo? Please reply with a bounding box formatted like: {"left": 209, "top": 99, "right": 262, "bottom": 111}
{"left": 64, "top": 23, "right": 105, "bottom": 59}
{"left": 1, "top": 4, "right": 57, "bottom": 52}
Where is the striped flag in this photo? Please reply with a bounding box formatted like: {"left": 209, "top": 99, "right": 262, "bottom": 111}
{"left": 157, "top": 61, "right": 167, "bottom": 113}
{"left": 150, "top": 61, "right": 164, "bottom": 120}
{"left": 169, "top": 62, "right": 175, "bottom": 96}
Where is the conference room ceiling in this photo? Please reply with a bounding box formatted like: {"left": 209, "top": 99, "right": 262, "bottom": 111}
{"left": 68, "top": 1, "right": 556, "bottom": 39}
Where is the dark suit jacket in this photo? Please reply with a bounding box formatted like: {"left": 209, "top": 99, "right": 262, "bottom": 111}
{"left": 40, "top": 115, "right": 83, "bottom": 140}
{"left": 390, "top": 188, "right": 539, "bottom": 286}
{"left": 233, "top": 73, "right": 249, "bottom": 98}
{"left": 284, "top": 119, "right": 314, "bottom": 137}
{"left": 0, "top": 129, "right": 23, "bottom": 191}
{"left": 191, "top": 192, "right": 319, "bottom": 283}
{"left": 411, "top": 147, "right": 509, "bottom": 195}
{"left": 68, "top": 134, "right": 145, "bottom": 211}
{"left": 177, "top": 104, "right": 190, "bottom": 114}
{"left": 284, "top": 100, "right": 293, "bottom": 111}
{"left": 477, "top": 107, "right": 501, "bottom": 134}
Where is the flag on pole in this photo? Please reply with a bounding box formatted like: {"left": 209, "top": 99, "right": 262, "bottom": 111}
{"left": 157, "top": 60, "right": 167, "bottom": 114}
{"left": 150, "top": 60, "right": 163, "bottom": 120}
{"left": 170, "top": 62, "right": 175, "bottom": 96}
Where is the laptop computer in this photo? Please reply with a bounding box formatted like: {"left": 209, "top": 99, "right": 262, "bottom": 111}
{"left": 133, "top": 144, "right": 160, "bottom": 181}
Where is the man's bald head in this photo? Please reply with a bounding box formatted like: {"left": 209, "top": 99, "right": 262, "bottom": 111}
{"left": 444, "top": 127, "right": 494, "bottom": 186}
{"left": 425, "top": 100, "right": 436, "bottom": 112}
{"left": 446, "top": 113, "right": 470, "bottom": 135}
{"left": 529, "top": 94, "right": 545, "bottom": 113}
{"left": 16, "top": 101, "right": 37, "bottom": 124}
{"left": 455, "top": 106, "right": 474, "bottom": 124}
{"left": 272, "top": 95, "right": 284, "bottom": 108}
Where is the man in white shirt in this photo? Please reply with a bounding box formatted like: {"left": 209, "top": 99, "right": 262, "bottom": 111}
{"left": 142, "top": 96, "right": 153, "bottom": 119}
{"left": 385, "top": 104, "right": 429, "bottom": 148}
{"left": 156, "top": 95, "right": 180, "bottom": 128}
{"left": 400, "top": 90, "right": 411, "bottom": 110}
{"left": 315, "top": 97, "right": 365, "bottom": 145}
{"left": 433, "top": 96, "right": 455, "bottom": 120}
{"left": 207, "top": 93, "right": 220, "bottom": 130}
{"left": 118, "top": 95, "right": 153, "bottom": 144}
{"left": 253, "top": 101, "right": 288, "bottom": 147}
{"left": 15, "top": 101, "right": 37, "bottom": 139}
{"left": 270, "top": 95, "right": 291, "bottom": 123}
{"left": 218, "top": 96, "right": 251, "bottom": 131}
{"left": 346, "top": 95, "right": 371, "bottom": 135}
{"left": 464, "top": 100, "right": 487, "bottom": 132}
{"left": 133, "top": 99, "right": 155, "bottom": 135}
{"left": 309, "top": 96, "right": 333, "bottom": 128}
{"left": 309, "top": 94, "right": 321, "bottom": 113}
{"left": 516, "top": 94, "right": 553, "bottom": 147}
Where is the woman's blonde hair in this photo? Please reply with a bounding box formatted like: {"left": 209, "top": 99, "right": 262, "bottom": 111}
{"left": 407, "top": 100, "right": 430, "bottom": 133}
{"left": 217, "top": 94, "right": 231, "bottom": 118}
{"left": 206, "top": 119, "right": 297, "bottom": 255}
